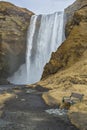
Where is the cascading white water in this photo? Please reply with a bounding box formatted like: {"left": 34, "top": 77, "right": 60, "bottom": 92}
{"left": 8, "top": 12, "right": 65, "bottom": 85}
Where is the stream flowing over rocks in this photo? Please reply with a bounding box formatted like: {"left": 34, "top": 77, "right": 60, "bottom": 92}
{"left": 0, "top": 85, "right": 79, "bottom": 130}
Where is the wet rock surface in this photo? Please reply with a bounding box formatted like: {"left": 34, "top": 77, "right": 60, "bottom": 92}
{"left": 0, "top": 85, "right": 79, "bottom": 130}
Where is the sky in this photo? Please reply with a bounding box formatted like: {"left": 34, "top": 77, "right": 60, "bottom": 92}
{"left": 0, "top": 0, "right": 76, "bottom": 14}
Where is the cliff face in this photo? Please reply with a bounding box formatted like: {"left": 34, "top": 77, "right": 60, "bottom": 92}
{"left": 0, "top": 2, "right": 34, "bottom": 83}
{"left": 42, "top": 0, "right": 87, "bottom": 79}
{"left": 65, "top": 0, "right": 87, "bottom": 37}
{"left": 38, "top": 0, "right": 87, "bottom": 129}
{"left": 65, "top": 0, "right": 87, "bottom": 21}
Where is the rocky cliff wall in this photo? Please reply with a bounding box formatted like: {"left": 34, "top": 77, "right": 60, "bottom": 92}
{"left": 0, "top": 2, "right": 34, "bottom": 83}
{"left": 65, "top": 0, "right": 87, "bottom": 37}
{"left": 38, "top": 1, "right": 87, "bottom": 129}
{"left": 42, "top": 0, "right": 87, "bottom": 79}
{"left": 65, "top": 0, "right": 87, "bottom": 21}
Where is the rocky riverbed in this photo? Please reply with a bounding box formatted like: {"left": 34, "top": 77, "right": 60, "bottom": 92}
{"left": 0, "top": 85, "right": 79, "bottom": 130}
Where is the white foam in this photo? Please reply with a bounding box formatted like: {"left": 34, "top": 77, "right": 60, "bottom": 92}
{"left": 8, "top": 12, "right": 65, "bottom": 85}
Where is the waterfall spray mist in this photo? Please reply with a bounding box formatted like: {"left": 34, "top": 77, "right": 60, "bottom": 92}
{"left": 8, "top": 12, "right": 65, "bottom": 85}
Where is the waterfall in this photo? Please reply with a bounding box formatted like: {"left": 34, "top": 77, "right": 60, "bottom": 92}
{"left": 8, "top": 12, "right": 65, "bottom": 85}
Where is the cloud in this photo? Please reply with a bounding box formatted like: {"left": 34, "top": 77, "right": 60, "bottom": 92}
{"left": 0, "top": 0, "right": 76, "bottom": 14}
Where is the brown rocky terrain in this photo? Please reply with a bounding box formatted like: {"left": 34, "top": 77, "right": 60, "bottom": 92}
{"left": 35, "top": 0, "right": 87, "bottom": 129}
{"left": 42, "top": 0, "right": 87, "bottom": 79}
{"left": 0, "top": 1, "right": 34, "bottom": 83}
{"left": 65, "top": 0, "right": 87, "bottom": 22}
{"left": 0, "top": 0, "right": 87, "bottom": 130}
